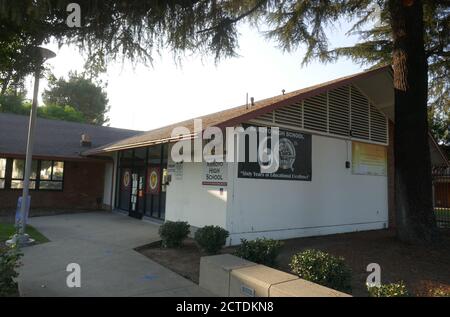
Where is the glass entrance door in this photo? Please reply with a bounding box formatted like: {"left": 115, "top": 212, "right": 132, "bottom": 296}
{"left": 116, "top": 145, "right": 168, "bottom": 221}
{"left": 129, "top": 170, "right": 144, "bottom": 219}
{"left": 118, "top": 168, "right": 131, "bottom": 211}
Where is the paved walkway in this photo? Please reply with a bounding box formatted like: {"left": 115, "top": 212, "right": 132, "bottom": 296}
{"left": 18, "top": 212, "right": 211, "bottom": 297}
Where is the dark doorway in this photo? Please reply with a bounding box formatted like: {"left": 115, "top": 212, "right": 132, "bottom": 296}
{"left": 116, "top": 145, "right": 168, "bottom": 220}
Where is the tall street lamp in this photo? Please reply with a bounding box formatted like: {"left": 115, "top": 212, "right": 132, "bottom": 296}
{"left": 7, "top": 47, "right": 56, "bottom": 246}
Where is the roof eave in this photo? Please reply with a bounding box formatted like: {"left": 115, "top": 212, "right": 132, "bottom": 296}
{"left": 84, "top": 65, "right": 392, "bottom": 156}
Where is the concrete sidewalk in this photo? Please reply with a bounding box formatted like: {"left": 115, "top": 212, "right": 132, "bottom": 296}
{"left": 18, "top": 212, "right": 211, "bottom": 297}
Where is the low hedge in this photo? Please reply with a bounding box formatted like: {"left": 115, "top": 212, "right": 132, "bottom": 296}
{"left": 194, "top": 226, "right": 229, "bottom": 255}
{"left": 290, "top": 249, "right": 352, "bottom": 293}
{"left": 234, "top": 238, "right": 283, "bottom": 267}
{"left": 0, "top": 245, "right": 22, "bottom": 297}
{"left": 158, "top": 221, "right": 190, "bottom": 248}
{"left": 367, "top": 282, "right": 409, "bottom": 297}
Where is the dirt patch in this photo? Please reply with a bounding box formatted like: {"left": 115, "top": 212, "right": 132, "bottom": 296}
{"left": 138, "top": 239, "right": 235, "bottom": 284}
{"left": 275, "top": 229, "right": 450, "bottom": 297}
{"left": 138, "top": 230, "right": 450, "bottom": 296}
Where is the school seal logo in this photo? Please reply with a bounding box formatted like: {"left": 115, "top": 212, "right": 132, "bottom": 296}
{"left": 122, "top": 170, "right": 130, "bottom": 188}
{"left": 149, "top": 170, "right": 158, "bottom": 191}
{"left": 279, "top": 138, "right": 296, "bottom": 171}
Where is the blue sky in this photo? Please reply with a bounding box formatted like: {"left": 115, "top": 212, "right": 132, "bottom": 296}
{"left": 31, "top": 20, "right": 368, "bottom": 131}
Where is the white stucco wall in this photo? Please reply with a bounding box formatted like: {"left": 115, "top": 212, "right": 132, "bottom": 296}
{"left": 226, "top": 134, "right": 388, "bottom": 245}
{"left": 165, "top": 159, "right": 228, "bottom": 229}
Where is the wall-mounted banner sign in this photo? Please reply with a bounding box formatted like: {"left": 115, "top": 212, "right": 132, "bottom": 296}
{"left": 202, "top": 161, "right": 228, "bottom": 186}
{"left": 147, "top": 167, "right": 161, "bottom": 195}
{"left": 168, "top": 162, "right": 183, "bottom": 181}
{"left": 122, "top": 169, "right": 131, "bottom": 189}
{"left": 352, "top": 142, "right": 387, "bottom": 176}
{"left": 237, "top": 127, "right": 312, "bottom": 181}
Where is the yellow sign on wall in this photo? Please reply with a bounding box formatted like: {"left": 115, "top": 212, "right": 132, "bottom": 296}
{"left": 352, "top": 142, "right": 387, "bottom": 176}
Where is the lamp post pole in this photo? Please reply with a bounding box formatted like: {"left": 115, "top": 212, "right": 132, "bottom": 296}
{"left": 13, "top": 47, "right": 56, "bottom": 246}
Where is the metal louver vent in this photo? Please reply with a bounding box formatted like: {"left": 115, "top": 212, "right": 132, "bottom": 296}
{"left": 274, "top": 103, "right": 302, "bottom": 127}
{"left": 350, "top": 87, "right": 370, "bottom": 140}
{"left": 257, "top": 111, "right": 274, "bottom": 124}
{"left": 250, "top": 84, "right": 388, "bottom": 145}
{"left": 304, "top": 94, "right": 327, "bottom": 132}
{"left": 370, "top": 104, "right": 388, "bottom": 143}
{"left": 329, "top": 86, "right": 350, "bottom": 137}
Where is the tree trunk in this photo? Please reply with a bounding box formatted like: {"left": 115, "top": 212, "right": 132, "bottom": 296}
{"left": 389, "top": 0, "right": 439, "bottom": 244}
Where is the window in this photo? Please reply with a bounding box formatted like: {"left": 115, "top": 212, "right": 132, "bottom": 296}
{"left": 39, "top": 161, "right": 64, "bottom": 190}
{"left": 0, "top": 158, "right": 64, "bottom": 191}
{"left": 11, "top": 159, "right": 38, "bottom": 189}
{"left": 0, "top": 158, "right": 6, "bottom": 189}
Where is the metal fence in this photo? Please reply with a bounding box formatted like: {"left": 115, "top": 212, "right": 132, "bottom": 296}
{"left": 432, "top": 166, "right": 450, "bottom": 228}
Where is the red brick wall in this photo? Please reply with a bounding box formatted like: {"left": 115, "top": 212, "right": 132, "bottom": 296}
{"left": 388, "top": 120, "right": 396, "bottom": 228}
{"left": 0, "top": 160, "right": 105, "bottom": 215}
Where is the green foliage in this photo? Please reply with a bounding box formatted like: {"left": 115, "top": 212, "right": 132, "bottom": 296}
{"left": 234, "top": 238, "right": 283, "bottom": 267}
{"left": 0, "top": 93, "right": 86, "bottom": 123}
{"left": 0, "top": 2, "right": 448, "bottom": 141}
{"left": 0, "top": 28, "right": 42, "bottom": 95}
{"left": 290, "top": 249, "right": 352, "bottom": 293}
{"left": 43, "top": 72, "right": 109, "bottom": 125}
{"left": 367, "top": 282, "right": 409, "bottom": 297}
{"left": 158, "top": 221, "right": 190, "bottom": 248}
{"left": 0, "top": 245, "right": 22, "bottom": 297}
{"left": 194, "top": 226, "right": 229, "bottom": 255}
{"left": 0, "top": 94, "right": 28, "bottom": 115}
{"left": 38, "top": 104, "right": 85, "bottom": 123}
{"left": 429, "top": 103, "right": 449, "bottom": 146}
{"left": 327, "top": 2, "right": 449, "bottom": 144}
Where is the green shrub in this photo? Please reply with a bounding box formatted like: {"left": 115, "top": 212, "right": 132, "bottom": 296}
{"left": 158, "top": 221, "right": 190, "bottom": 248}
{"left": 234, "top": 238, "right": 284, "bottom": 267}
{"left": 290, "top": 249, "right": 352, "bottom": 293}
{"left": 367, "top": 282, "right": 409, "bottom": 297}
{"left": 429, "top": 288, "right": 450, "bottom": 297}
{"left": 0, "top": 245, "right": 22, "bottom": 297}
{"left": 194, "top": 226, "right": 229, "bottom": 255}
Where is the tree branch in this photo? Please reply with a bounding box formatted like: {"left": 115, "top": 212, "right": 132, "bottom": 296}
{"left": 197, "top": 0, "right": 267, "bottom": 34}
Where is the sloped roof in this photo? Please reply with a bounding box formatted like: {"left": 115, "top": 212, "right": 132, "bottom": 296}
{"left": 0, "top": 113, "right": 141, "bottom": 160}
{"left": 84, "top": 66, "right": 392, "bottom": 156}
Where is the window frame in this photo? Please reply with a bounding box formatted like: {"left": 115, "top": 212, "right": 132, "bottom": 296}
{"left": 38, "top": 160, "right": 65, "bottom": 191}
{"left": 0, "top": 158, "right": 65, "bottom": 192}
{"left": 0, "top": 158, "right": 6, "bottom": 190}
{"left": 10, "top": 159, "right": 38, "bottom": 190}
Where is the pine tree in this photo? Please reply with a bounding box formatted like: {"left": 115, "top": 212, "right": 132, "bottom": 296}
{"left": 1, "top": 0, "right": 448, "bottom": 243}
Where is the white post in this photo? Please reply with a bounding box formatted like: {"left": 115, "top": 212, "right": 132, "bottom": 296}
{"left": 18, "top": 68, "right": 40, "bottom": 239}
{"left": 7, "top": 47, "right": 55, "bottom": 246}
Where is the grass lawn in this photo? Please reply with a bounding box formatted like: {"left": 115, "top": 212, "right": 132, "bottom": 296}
{"left": 435, "top": 208, "right": 450, "bottom": 218}
{"left": 435, "top": 208, "right": 450, "bottom": 228}
{"left": 0, "top": 223, "right": 49, "bottom": 244}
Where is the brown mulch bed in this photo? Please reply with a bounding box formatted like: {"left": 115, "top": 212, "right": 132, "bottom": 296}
{"left": 276, "top": 229, "right": 450, "bottom": 297}
{"left": 138, "top": 230, "right": 450, "bottom": 296}
{"left": 137, "top": 239, "right": 236, "bottom": 284}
